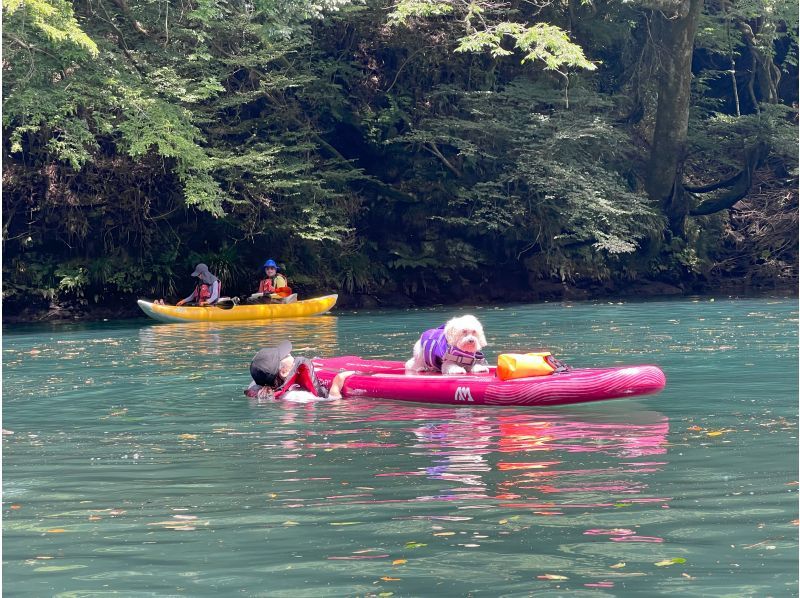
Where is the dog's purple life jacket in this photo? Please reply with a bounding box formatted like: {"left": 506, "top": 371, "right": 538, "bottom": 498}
{"left": 420, "top": 325, "right": 486, "bottom": 371}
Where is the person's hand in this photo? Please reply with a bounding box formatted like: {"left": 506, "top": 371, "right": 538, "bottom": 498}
{"left": 176, "top": 299, "right": 185, "bottom": 306}
{"left": 328, "top": 371, "right": 355, "bottom": 399}
{"left": 198, "top": 301, "right": 207, "bottom": 306}
{"left": 256, "top": 386, "right": 275, "bottom": 400}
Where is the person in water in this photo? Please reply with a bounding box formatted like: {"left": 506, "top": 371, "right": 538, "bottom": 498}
{"left": 176, "top": 263, "right": 221, "bottom": 306}
{"left": 244, "top": 340, "right": 353, "bottom": 400}
{"left": 256, "top": 259, "right": 292, "bottom": 300}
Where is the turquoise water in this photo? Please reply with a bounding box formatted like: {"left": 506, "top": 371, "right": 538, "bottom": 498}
{"left": 3, "top": 298, "right": 798, "bottom": 597}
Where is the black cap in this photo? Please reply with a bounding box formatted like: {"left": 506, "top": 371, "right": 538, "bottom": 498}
{"left": 249, "top": 340, "right": 292, "bottom": 388}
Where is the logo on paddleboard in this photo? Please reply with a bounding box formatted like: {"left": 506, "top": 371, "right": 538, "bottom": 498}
{"left": 454, "top": 386, "right": 474, "bottom": 402}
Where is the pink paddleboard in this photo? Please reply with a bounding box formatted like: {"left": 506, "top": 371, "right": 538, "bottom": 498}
{"left": 312, "top": 356, "right": 666, "bottom": 407}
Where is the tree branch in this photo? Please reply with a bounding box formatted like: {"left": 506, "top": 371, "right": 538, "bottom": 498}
{"left": 423, "top": 142, "right": 463, "bottom": 178}
{"left": 111, "top": 0, "right": 149, "bottom": 36}
{"left": 639, "top": 0, "right": 692, "bottom": 19}
{"left": 685, "top": 169, "right": 745, "bottom": 193}
{"left": 689, "top": 143, "right": 770, "bottom": 216}
{"left": 98, "top": 0, "right": 145, "bottom": 76}
{"left": 385, "top": 46, "right": 431, "bottom": 93}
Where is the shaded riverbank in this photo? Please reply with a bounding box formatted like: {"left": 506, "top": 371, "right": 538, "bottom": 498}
{"left": 3, "top": 277, "right": 796, "bottom": 324}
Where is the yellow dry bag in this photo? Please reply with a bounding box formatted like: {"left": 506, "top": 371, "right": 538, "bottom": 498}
{"left": 497, "top": 352, "right": 560, "bottom": 380}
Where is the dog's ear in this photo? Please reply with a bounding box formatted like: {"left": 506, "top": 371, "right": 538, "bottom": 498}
{"left": 476, "top": 325, "right": 487, "bottom": 347}
{"left": 444, "top": 317, "right": 460, "bottom": 346}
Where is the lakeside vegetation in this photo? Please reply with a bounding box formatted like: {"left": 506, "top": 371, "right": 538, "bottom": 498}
{"left": 3, "top": 0, "right": 797, "bottom": 320}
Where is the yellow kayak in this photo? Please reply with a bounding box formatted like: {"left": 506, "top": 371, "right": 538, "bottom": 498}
{"left": 137, "top": 294, "right": 338, "bottom": 323}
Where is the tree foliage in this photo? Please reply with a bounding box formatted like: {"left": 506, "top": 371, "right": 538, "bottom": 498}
{"left": 2, "top": 0, "right": 796, "bottom": 314}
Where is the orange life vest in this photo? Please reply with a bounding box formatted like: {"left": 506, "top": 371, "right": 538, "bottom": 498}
{"left": 259, "top": 275, "right": 292, "bottom": 297}
{"left": 194, "top": 281, "right": 220, "bottom": 304}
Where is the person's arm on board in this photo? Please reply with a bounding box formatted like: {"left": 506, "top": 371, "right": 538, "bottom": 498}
{"left": 176, "top": 287, "right": 197, "bottom": 306}
{"left": 327, "top": 371, "right": 355, "bottom": 399}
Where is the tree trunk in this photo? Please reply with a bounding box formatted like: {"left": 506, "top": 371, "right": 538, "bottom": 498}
{"left": 738, "top": 20, "right": 780, "bottom": 106}
{"left": 645, "top": 0, "right": 704, "bottom": 237}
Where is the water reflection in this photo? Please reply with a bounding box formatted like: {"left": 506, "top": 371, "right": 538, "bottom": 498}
{"left": 248, "top": 398, "right": 669, "bottom": 520}
{"left": 137, "top": 316, "right": 340, "bottom": 359}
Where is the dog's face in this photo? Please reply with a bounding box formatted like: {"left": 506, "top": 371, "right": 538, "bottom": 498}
{"left": 443, "top": 315, "right": 487, "bottom": 353}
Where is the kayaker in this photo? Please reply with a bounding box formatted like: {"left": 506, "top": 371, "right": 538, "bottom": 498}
{"left": 244, "top": 340, "right": 353, "bottom": 400}
{"left": 176, "top": 263, "right": 221, "bottom": 306}
{"left": 259, "top": 259, "right": 291, "bottom": 296}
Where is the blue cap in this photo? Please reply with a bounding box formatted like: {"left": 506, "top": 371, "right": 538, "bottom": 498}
{"left": 262, "top": 259, "right": 278, "bottom": 270}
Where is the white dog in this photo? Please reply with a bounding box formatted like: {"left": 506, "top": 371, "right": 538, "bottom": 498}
{"left": 405, "top": 314, "right": 489, "bottom": 375}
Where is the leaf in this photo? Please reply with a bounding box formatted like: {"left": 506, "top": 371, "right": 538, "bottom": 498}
{"left": 392, "top": 559, "right": 407, "bottom": 565}
{"left": 584, "top": 528, "right": 635, "bottom": 536}
{"left": 381, "top": 577, "right": 401, "bottom": 581}
{"left": 654, "top": 558, "right": 687, "bottom": 567}
{"left": 178, "top": 433, "right": 197, "bottom": 439}
{"left": 46, "top": 528, "right": 67, "bottom": 533}
{"left": 585, "top": 581, "right": 615, "bottom": 588}
{"left": 403, "top": 542, "right": 427, "bottom": 549}
{"left": 610, "top": 562, "right": 626, "bottom": 569}
{"left": 538, "top": 574, "right": 568, "bottom": 580}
